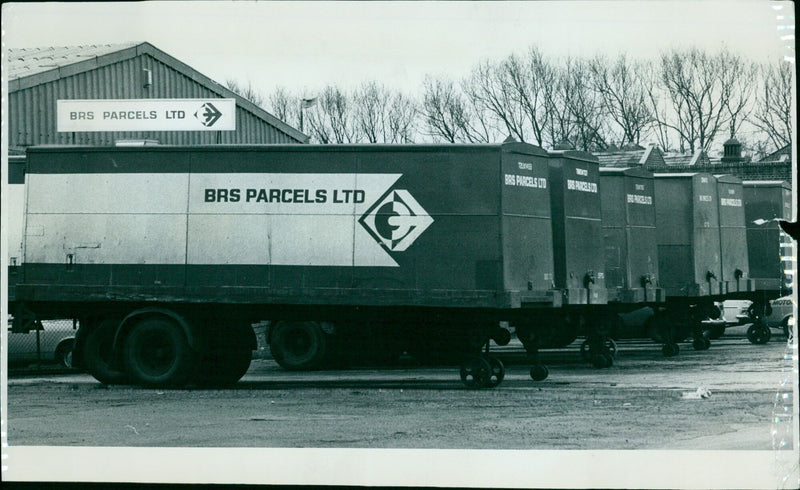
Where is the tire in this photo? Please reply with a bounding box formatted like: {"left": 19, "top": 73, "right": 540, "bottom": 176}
{"left": 270, "top": 321, "right": 329, "bottom": 371}
{"left": 196, "top": 347, "right": 252, "bottom": 387}
{"left": 782, "top": 317, "right": 793, "bottom": 339}
{"left": 55, "top": 340, "right": 74, "bottom": 368}
{"left": 83, "top": 319, "right": 129, "bottom": 385}
{"left": 486, "top": 357, "right": 505, "bottom": 388}
{"left": 708, "top": 325, "right": 725, "bottom": 340}
{"left": 530, "top": 364, "right": 549, "bottom": 381}
{"left": 662, "top": 342, "right": 679, "bottom": 357}
{"left": 123, "top": 318, "right": 198, "bottom": 387}
{"left": 746, "top": 324, "right": 771, "bottom": 345}
{"left": 460, "top": 356, "right": 492, "bottom": 389}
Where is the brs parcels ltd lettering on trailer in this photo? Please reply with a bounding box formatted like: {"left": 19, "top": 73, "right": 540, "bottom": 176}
{"left": 195, "top": 173, "right": 434, "bottom": 261}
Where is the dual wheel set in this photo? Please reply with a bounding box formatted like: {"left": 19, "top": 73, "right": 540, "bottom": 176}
{"left": 82, "top": 315, "right": 254, "bottom": 388}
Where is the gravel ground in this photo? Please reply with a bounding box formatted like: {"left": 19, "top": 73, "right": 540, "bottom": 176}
{"left": 6, "top": 327, "right": 796, "bottom": 450}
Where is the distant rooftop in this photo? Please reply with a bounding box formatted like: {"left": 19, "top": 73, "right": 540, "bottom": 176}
{"left": 7, "top": 43, "right": 139, "bottom": 80}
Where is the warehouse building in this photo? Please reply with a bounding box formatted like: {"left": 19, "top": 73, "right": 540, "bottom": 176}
{"left": 7, "top": 41, "right": 307, "bottom": 154}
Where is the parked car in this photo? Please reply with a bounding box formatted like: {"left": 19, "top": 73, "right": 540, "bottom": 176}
{"left": 7, "top": 319, "right": 76, "bottom": 367}
{"left": 763, "top": 295, "right": 794, "bottom": 338}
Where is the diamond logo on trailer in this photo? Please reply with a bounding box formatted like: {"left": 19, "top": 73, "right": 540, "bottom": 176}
{"left": 195, "top": 102, "right": 223, "bottom": 127}
{"left": 359, "top": 188, "right": 434, "bottom": 252}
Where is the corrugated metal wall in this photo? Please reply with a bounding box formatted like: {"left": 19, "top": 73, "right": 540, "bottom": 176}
{"left": 9, "top": 53, "right": 301, "bottom": 148}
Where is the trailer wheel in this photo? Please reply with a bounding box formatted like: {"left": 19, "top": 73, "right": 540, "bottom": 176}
{"left": 123, "top": 317, "right": 198, "bottom": 387}
{"left": 662, "top": 342, "right": 679, "bottom": 357}
{"left": 486, "top": 357, "right": 505, "bottom": 387}
{"left": 530, "top": 364, "right": 549, "bottom": 381}
{"left": 460, "top": 356, "right": 491, "bottom": 389}
{"left": 746, "top": 324, "right": 771, "bottom": 345}
{"left": 270, "top": 321, "right": 329, "bottom": 371}
{"left": 83, "top": 319, "right": 129, "bottom": 385}
{"left": 590, "top": 353, "right": 613, "bottom": 368}
{"left": 196, "top": 347, "right": 252, "bottom": 386}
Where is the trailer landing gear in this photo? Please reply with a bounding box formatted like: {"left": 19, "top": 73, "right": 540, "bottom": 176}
{"left": 580, "top": 336, "right": 617, "bottom": 368}
{"left": 459, "top": 338, "right": 506, "bottom": 389}
{"left": 515, "top": 325, "right": 550, "bottom": 382}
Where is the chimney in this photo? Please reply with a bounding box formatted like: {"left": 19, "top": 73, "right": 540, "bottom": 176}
{"left": 721, "top": 137, "right": 743, "bottom": 163}
{"left": 554, "top": 140, "right": 574, "bottom": 150}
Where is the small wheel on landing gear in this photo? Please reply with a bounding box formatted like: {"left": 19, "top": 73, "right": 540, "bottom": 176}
{"left": 703, "top": 338, "right": 711, "bottom": 350}
{"left": 580, "top": 340, "right": 591, "bottom": 362}
{"left": 460, "top": 356, "right": 492, "bottom": 389}
{"left": 692, "top": 337, "right": 706, "bottom": 351}
{"left": 530, "top": 364, "right": 549, "bottom": 381}
{"left": 604, "top": 338, "right": 618, "bottom": 358}
{"left": 662, "top": 342, "right": 679, "bottom": 357}
{"left": 486, "top": 357, "right": 505, "bottom": 388}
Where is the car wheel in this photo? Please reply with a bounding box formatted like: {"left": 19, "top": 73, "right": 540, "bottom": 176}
{"left": 55, "top": 340, "right": 74, "bottom": 368}
{"left": 783, "top": 317, "right": 793, "bottom": 339}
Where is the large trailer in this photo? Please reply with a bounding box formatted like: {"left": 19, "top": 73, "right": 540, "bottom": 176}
{"left": 6, "top": 155, "right": 26, "bottom": 302}
{"left": 14, "top": 143, "right": 570, "bottom": 388}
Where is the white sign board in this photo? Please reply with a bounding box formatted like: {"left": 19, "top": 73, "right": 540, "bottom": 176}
{"left": 57, "top": 99, "right": 236, "bottom": 132}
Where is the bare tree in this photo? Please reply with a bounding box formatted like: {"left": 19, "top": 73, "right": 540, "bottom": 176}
{"left": 421, "top": 76, "right": 493, "bottom": 143}
{"left": 464, "top": 59, "right": 528, "bottom": 142}
{"left": 589, "top": 54, "right": 654, "bottom": 146}
{"left": 641, "top": 61, "right": 675, "bottom": 151}
{"left": 350, "top": 82, "right": 418, "bottom": 143}
{"left": 750, "top": 60, "right": 793, "bottom": 151}
{"left": 267, "top": 86, "right": 301, "bottom": 129}
{"left": 354, "top": 81, "right": 390, "bottom": 143}
{"left": 563, "top": 57, "right": 609, "bottom": 151}
{"left": 304, "top": 85, "right": 359, "bottom": 143}
{"left": 225, "top": 79, "right": 266, "bottom": 108}
{"left": 719, "top": 51, "right": 758, "bottom": 140}
{"left": 386, "top": 93, "right": 418, "bottom": 143}
{"left": 657, "top": 48, "right": 747, "bottom": 153}
{"left": 505, "top": 47, "right": 555, "bottom": 147}
{"left": 421, "top": 77, "right": 463, "bottom": 142}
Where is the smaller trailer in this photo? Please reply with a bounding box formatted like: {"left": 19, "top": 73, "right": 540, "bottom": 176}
{"left": 513, "top": 150, "right": 618, "bottom": 368}
{"left": 742, "top": 181, "right": 793, "bottom": 292}
{"left": 715, "top": 175, "right": 754, "bottom": 295}
{"left": 653, "top": 173, "right": 725, "bottom": 354}
{"left": 741, "top": 180, "right": 794, "bottom": 344}
{"left": 599, "top": 167, "right": 664, "bottom": 304}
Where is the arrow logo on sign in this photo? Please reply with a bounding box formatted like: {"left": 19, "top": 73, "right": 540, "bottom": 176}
{"left": 195, "top": 102, "right": 223, "bottom": 127}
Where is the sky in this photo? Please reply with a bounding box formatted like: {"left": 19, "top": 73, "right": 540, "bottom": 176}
{"left": 2, "top": 0, "right": 794, "bottom": 98}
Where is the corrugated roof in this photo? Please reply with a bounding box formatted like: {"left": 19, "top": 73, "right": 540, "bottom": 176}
{"left": 8, "top": 43, "right": 139, "bottom": 80}
{"left": 7, "top": 42, "right": 307, "bottom": 143}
